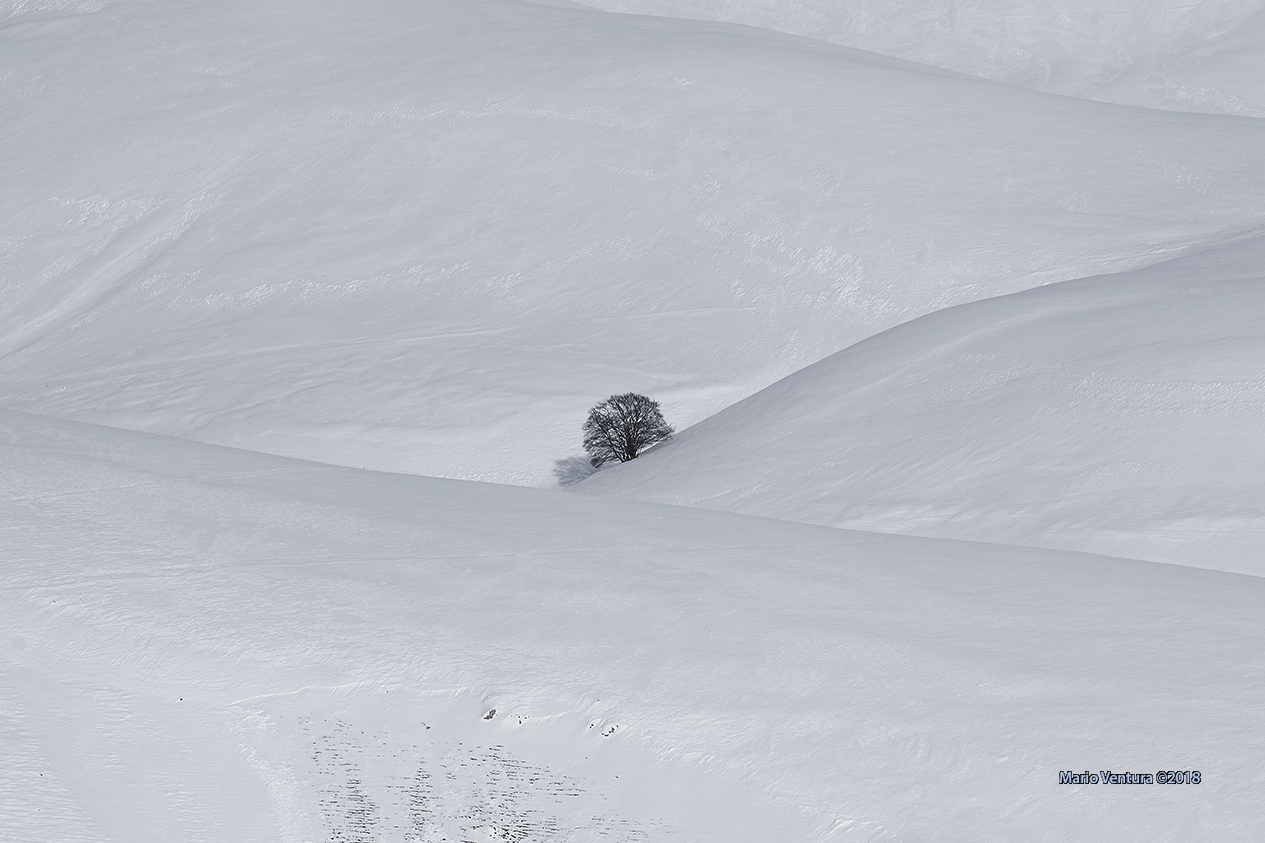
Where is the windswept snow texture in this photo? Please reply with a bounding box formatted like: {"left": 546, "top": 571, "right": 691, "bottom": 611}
{"left": 3, "top": 0, "right": 1265, "bottom": 485}
{"left": 4, "top": 0, "right": 1265, "bottom": 838}
{"left": 1090, "top": 5, "right": 1265, "bottom": 117}
{"left": 586, "top": 0, "right": 1265, "bottom": 114}
{"left": 580, "top": 236, "right": 1265, "bottom": 576}
{"left": 5, "top": 408, "right": 1265, "bottom": 841}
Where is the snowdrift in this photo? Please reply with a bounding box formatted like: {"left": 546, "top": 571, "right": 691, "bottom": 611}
{"left": 4, "top": 0, "right": 1265, "bottom": 486}
{"left": 5, "top": 408, "right": 1265, "bottom": 841}
{"left": 1090, "top": 5, "right": 1265, "bottom": 116}
{"left": 579, "top": 235, "right": 1265, "bottom": 575}
{"left": 586, "top": 0, "right": 1265, "bottom": 114}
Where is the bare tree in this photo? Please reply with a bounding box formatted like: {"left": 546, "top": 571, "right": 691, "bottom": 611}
{"left": 583, "top": 393, "right": 674, "bottom": 467}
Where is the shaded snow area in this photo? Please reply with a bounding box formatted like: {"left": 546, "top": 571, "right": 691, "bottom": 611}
{"left": 4, "top": 0, "right": 1265, "bottom": 485}
{"left": 4, "top": 0, "right": 1265, "bottom": 839}
{"left": 586, "top": 0, "right": 1265, "bottom": 114}
{"left": 5, "top": 410, "right": 1265, "bottom": 842}
{"left": 580, "top": 235, "right": 1265, "bottom": 576}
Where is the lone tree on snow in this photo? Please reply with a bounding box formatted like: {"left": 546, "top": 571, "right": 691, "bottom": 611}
{"left": 583, "top": 393, "right": 674, "bottom": 467}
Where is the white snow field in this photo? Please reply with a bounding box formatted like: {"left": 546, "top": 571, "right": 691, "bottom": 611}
{"left": 587, "top": 0, "right": 1265, "bottom": 114}
{"left": 580, "top": 234, "right": 1265, "bottom": 576}
{"left": 5, "top": 0, "right": 1265, "bottom": 840}
{"left": 4, "top": 0, "right": 1265, "bottom": 485}
{"left": 5, "top": 408, "right": 1265, "bottom": 842}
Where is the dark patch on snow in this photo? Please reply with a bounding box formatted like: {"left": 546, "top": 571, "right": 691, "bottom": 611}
{"left": 302, "top": 717, "right": 659, "bottom": 842}
{"left": 552, "top": 455, "right": 598, "bottom": 487}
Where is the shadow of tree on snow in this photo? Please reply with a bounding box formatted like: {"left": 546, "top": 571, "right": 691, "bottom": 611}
{"left": 552, "top": 455, "right": 597, "bottom": 487}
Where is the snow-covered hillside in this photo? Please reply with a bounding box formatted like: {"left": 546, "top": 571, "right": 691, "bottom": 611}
{"left": 4, "top": 0, "right": 1265, "bottom": 485}
{"left": 579, "top": 235, "right": 1265, "bottom": 575}
{"left": 5, "top": 0, "right": 1263, "bottom": 838}
{"left": 6, "top": 408, "right": 1264, "bottom": 841}
{"left": 586, "top": 0, "right": 1265, "bottom": 113}
{"left": 1090, "top": 5, "right": 1265, "bottom": 116}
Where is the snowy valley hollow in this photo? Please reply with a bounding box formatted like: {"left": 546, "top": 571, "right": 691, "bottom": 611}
{"left": 3, "top": 0, "right": 1265, "bottom": 840}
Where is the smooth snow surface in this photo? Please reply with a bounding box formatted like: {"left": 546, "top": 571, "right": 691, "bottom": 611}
{"left": 585, "top": 0, "right": 1265, "bottom": 113}
{"left": 5, "top": 0, "right": 1264, "bottom": 838}
{"left": 4, "top": 0, "right": 1265, "bottom": 485}
{"left": 580, "top": 235, "right": 1265, "bottom": 575}
{"left": 6, "top": 408, "right": 1265, "bottom": 841}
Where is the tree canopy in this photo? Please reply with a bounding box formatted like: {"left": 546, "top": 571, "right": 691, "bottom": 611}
{"left": 583, "top": 393, "right": 674, "bottom": 467}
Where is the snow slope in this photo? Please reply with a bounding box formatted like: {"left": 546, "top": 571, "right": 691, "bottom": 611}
{"left": 5, "top": 407, "right": 1265, "bottom": 841}
{"left": 5, "top": 1, "right": 1265, "bottom": 838}
{"left": 1089, "top": 5, "right": 1265, "bottom": 116}
{"left": 579, "top": 234, "right": 1265, "bottom": 575}
{"left": 584, "top": 0, "right": 1265, "bottom": 113}
{"left": 4, "top": 0, "right": 1265, "bottom": 486}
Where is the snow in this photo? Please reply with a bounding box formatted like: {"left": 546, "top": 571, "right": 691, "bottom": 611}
{"left": 4, "top": 0, "right": 1265, "bottom": 485}
{"left": 3, "top": 0, "right": 1264, "bottom": 839}
{"left": 585, "top": 0, "right": 1265, "bottom": 113}
{"left": 5, "top": 408, "right": 1265, "bottom": 841}
{"left": 1090, "top": 5, "right": 1265, "bottom": 116}
{"left": 580, "top": 234, "right": 1265, "bottom": 576}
